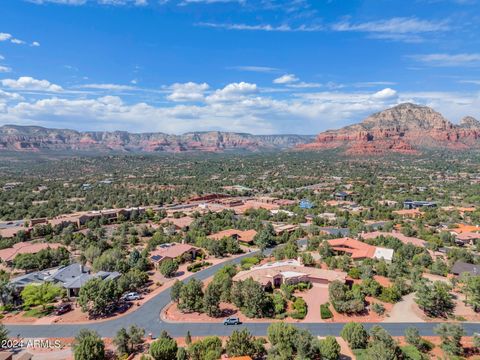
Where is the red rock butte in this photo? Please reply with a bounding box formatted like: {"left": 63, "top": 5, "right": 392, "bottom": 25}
{"left": 298, "top": 103, "right": 480, "bottom": 155}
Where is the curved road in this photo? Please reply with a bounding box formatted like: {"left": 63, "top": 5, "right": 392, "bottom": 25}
{"left": 5, "top": 245, "right": 480, "bottom": 338}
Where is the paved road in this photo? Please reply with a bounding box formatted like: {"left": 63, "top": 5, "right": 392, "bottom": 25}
{"left": 5, "top": 242, "right": 480, "bottom": 338}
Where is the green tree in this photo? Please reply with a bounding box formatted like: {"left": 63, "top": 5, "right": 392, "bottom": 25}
{"left": 78, "top": 278, "right": 121, "bottom": 316}
{"left": 160, "top": 259, "right": 179, "bottom": 278}
{"left": 176, "top": 347, "right": 188, "bottom": 360}
{"left": 21, "top": 283, "right": 63, "bottom": 310}
{"left": 415, "top": 281, "right": 454, "bottom": 318}
{"left": 462, "top": 275, "right": 480, "bottom": 311}
{"left": 0, "top": 324, "right": 8, "bottom": 344}
{"left": 367, "top": 326, "right": 401, "bottom": 360}
{"left": 254, "top": 224, "right": 276, "bottom": 251}
{"left": 150, "top": 336, "right": 178, "bottom": 360}
{"left": 225, "top": 328, "right": 266, "bottom": 358}
{"left": 203, "top": 281, "right": 221, "bottom": 317}
{"left": 171, "top": 280, "right": 184, "bottom": 303}
{"left": 319, "top": 336, "right": 341, "bottom": 360}
{"left": 179, "top": 278, "right": 204, "bottom": 313}
{"left": 188, "top": 336, "right": 222, "bottom": 360}
{"left": 231, "top": 278, "right": 272, "bottom": 318}
{"left": 73, "top": 329, "right": 105, "bottom": 360}
{"left": 434, "top": 323, "right": 465, "bottom": 357}
{"left": 340, "top": 322, "right": 368, "bottom": 349}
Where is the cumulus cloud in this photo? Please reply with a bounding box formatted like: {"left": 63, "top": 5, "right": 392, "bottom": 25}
{"left": 1, "top": 77, "right": 63, "bottom": 92}
{"left": 206, "top": 82, "right": 257, "bottom": 102}
{"left": 0, "top": 66, "right": 11, "bottom": 73}
{"left": 0, "top": 79, "right": 478, "bottom": 134}
{"left": 31, "top": 41, "right": 41, "bottom": 47}
{"left": 0, "top": 32, "right": 32, "bottom": 46}
{"left": 273, "top": 74, "right": 299, "bottom": 84}
{"left": 372, "top": 88, "right": 398, "bottom": 100}
{"left": 0, "top": 33, "right": 12, "bottom": 42}
{"left": 166, "top": 82, "right": 209, "bottom": 102}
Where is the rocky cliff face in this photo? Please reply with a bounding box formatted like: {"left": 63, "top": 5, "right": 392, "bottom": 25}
{"left": 0, "top": 125, "right": 314, "bottom": 153}
{"left": 299, "top": 103, "right": 480, "bottom": 155}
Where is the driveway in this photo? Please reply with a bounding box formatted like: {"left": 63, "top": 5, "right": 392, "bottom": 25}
{"left": 383, "top": 293, "right": 424, "bottom": 323}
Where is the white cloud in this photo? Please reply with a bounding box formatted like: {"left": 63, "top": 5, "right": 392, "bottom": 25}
{"left": 79, "top": 83, "right": 137, "bottom": 90}
{"left": 409, "top": 53, "right": 480, "bottom": 66}
{"left": 31, "top": 41, "right": 41, "bottom": 47}
{"left": 273, "top": 74, "right": 299, "bottom": 84}
{"left": 287, "top": 82, "right": 322, "bottom": 89}
{"left": 0, "top": 32, "right": 30, "bottom": 46}
{"left": 29, "top": 0, "right": 147, "bottom": 4}
{"left": 196, "top": 22, "right": 323, "bottom": 32}
{"left": 28, "top": 0, "right": 87, "bottom": 3}
{"left": 180, "top": 0, "right": 244, "bottom": 4}
{"left": 167, "top": 82, "right": 209, "bottom": 102}
{"left": 206, "top": 82, "right": 257, "bottom": 102}
{"left": 0, "top": 66, "right": 12, "bottom": 73}
{"left": 0, "top": 79, "right": 478, "bottom": 135}
{"left": 1, "top": 77, "right": 63, "bottom": 92}
{"left": 372, "top": 88, "right": 398, "bottom": 100}
{"left": 0, "top": 33, "right": 12, "bottom": 41}
{"left": 10, "top": 39, "right": 26, "bottom": 45}
{"left": 459, "top": 80, "right": 480, "bottom": 85}
{"left": 332, "top": 17, "right": 448, "bottom": 42}
{"left": 229, "top": 65, "right": 280, "bottom": 73}
{"left": 0, "top": 90, "right": 23, "bottom": 101}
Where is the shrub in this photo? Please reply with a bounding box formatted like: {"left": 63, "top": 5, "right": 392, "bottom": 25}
{"left": 187, "top": 261, "right": 212, "bottom": 272}
{"left": 291, "top": 297, "right": 307, "bottom": 319}
{"left": 320, "top": 303, "right": 333, "bottom": 319}
{"left": 401, "top": 345, "right": 428, "bottom": 360}
{"left": 371, "top": 302, "right": 385, "bottom": 315}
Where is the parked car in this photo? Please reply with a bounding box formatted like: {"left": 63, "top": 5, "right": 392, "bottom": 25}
{"left": 121, "top": 292, "right": 142, "bottom": 301}
{"left": 223, "top": 317, "right": 241, "bottom": 325}
{"left": 116, "top": 302, "right": 132, "bottom": 314}
{"left": 54, "top": 303, "right": 72, "bottom": 315}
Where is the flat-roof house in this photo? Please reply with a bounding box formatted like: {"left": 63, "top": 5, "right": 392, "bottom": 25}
{"left": 208, "top": 229, "right": 257, "bottom": 244}
{"left": 272, "top": 223, "right": 298, "bottom": 235}
{"left": 403, "top": 200, "right": 436, "bottom": 209}
{"left": 451, "top": 261, "right": 479, "bottom": 276}
{"left": 149, "top": 243, "right": 199, "bottom": 266}
{"left": 327, "top": 238, "right": 394, "bottom": 262}
{"left": 299, "top": 199, "right": 314, "bottom": 209}
{"left": 232, "top": 259, "right": 346, "bottom": 289}
{"left": 452, "top": 231, "right": 480, "bottom": 246}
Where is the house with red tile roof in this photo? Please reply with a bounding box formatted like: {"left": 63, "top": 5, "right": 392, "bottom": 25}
{"left": 0, "top": 242, "right": 63, "bottom": 265}
{"left": 359, "top": 231, "right": 426, "bottom": 248}
{"left": 160, "top": 216, "right": 194, "bottom": 230}
{"left": 208, "top": 229, "right": 257, "bottom": 244}
{"left": 149, "top": 243, "right": 200, "bottom": 266}
{"left": 326, "top": 238, "right": 394, "bottom": 262}
{"left": 232, "top": 259, "right": 347, "bottom": 289}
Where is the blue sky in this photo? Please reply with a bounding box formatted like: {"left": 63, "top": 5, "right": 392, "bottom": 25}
{"left": 0, "top": 0, "right": 479, "bottom": 134}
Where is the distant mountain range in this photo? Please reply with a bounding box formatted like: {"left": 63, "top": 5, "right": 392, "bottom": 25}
{"left": 2, "top": 103, "right": 479, "bottom": 155}
{"left": 299, "top": 103, "right": 480, "bottom": 155}
{"left": 0, "top": 125, "right": 315, "bottom": 153}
